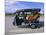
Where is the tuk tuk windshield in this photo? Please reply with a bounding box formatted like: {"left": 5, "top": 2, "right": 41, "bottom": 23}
{"left": 19, "top": 12, "right": 33, "bottom": 16}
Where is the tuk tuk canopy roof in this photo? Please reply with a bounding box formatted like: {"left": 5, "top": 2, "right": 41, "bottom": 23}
{"left": 16, "top": 9, "right": 41, "bottom": 13}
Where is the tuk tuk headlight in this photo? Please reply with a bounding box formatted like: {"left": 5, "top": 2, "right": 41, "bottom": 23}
{"left": 19, "top": 17, "right": 24, "bottom": 19}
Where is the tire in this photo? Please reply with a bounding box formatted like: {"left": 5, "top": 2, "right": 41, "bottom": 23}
{"left": 13, "top": 20, "right": 18, "bottom": 26}
{"left": 31, "top": 24, "right": 37, "bottom": 29}
{"left": 37, "top": 24, "right": 41, "bottom": 28}
{"left": 13, "top": 21, "right": 20, "bottom": 26}
{"left": 37, "top": 25, "right": 40, "bottom": 28}
{"left": 13, "top": 22, "right": 16, "bottom": 26}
